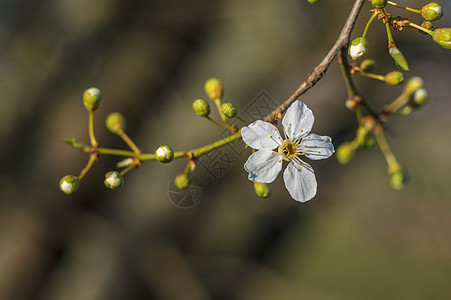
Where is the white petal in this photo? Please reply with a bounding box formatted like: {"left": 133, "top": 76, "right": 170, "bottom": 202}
{"left": 244, "top": 149, "right": 283, "bottom": 183}
{"left": 300, "top": 133, "right": 335, "bottom": 160}
{"left": 282, "top": 100, "right": 314, "bottom": 140}
{"left": 283, "top": 161, "right": 317, "bottom": 202}
{"left": 241, "top": 120, "right": 282, "bottom": 150}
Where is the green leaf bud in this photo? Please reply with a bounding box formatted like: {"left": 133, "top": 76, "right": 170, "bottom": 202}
{"left": 106, "top": 112, "right": 126, "bottom": 135}
{"left": 419, "top": 21, "right": 434, "bottom": 34}
{"left": 83, "top": 87, "right": 102, "bottom": 112}
{"left": 336, "top": 142, "right": 357, "bottom": 165}
{"left": 348, "top": 37, "right": 368, "bottom": 61}
{"left": 359, "top": 59, "right": 376, "bottom": 72}
{"left": 371, "top": 0, "right": 387, "bottom": 8}
{"left": 421, "top": 3, "right": 443, "bottom": 21}
{"left": 104, "top": 171, "right": 124, "bottom": 189}
{"left": 204, "top": 78, "right": 223, "bottom": 100}
{"left": 432, "top": 28, "right": 451, "bottom": 49}
{"left": 59, "top": 175, "right": 80, "bottom": 195}
{"left": 221, "top": 103, "right": 237, "bottom": 118}
{"left": 389, "top": 170, "right": 408, "bottom": 190}
{"left": 409, "top": 88, "right": 428, "bottom": 108}
{"left": 385, "top": 71, "right": 405, "bottom": 86}
{"left": 254, "top": 182, "right": 272, "bottom": 198}
{"left": 192, "top": 99, "right": 210, "bottom": 117}
{"left": 155, "top": 145, "right": 174, "bottom": 163}
{"left": 404, "top": 76, "right": 424, "bottom": 94}
{"left": 307, "top": 0, "right": 320, "bottom": 3}
{"left": 174, "top": 174, "right": 190, "bottom": 190}
{"left": 389, "top": 46, "right": 409, "bottom": 71}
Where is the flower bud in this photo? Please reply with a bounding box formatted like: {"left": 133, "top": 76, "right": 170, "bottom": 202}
{"left": 385, "top": 71, "right": 405, "bottom": 86}
{"left": 404, "top": 76, "right": 423, "bottom": 94}
{"left": 389, "top": 170, "right": 408, "bottom": 190}
{"left": 106, "top": 112, "right": 126, "bottom": 135}
{"left": 204, "top": 78, "right": 223, "bottom": 100}
{"left": 336, "top": 142, "right": 356, "bottom": 165}
{"left": 389, "top": 46, "right": 409, "bottom": 71}
{"left": 174, "top": 174, "right": 190, "bottom": 189}
{"left": 432, "top": 28, "right": 451, "bottom": 49}
{"left": 359, "top": 59, "right": 376, "bottom": 72}
{"left": 104, "top": 171, "right": 124, "bottom": 189}
{"left": 419, "top": 21, "right": 434, "bottom": 34}
{"left": 221, "top": 103, "right": 237, "bottom": 118}
{"left": 401, "top": 106, "right": 413, "bottom": 115}
{"left": 348, "top": 37, "right": 368, "bottom": 60}
{"left": 155, "top": 145, "right": 174, "bottom": 163}
{"left": 421, "top": 3, "right": 443, "bottom": 21}
{"left": 192, "top": 99, "right": 210, "bottom": 117}
{"left": 371, "top": 0, "right": 387, "bottom": 8}
{"left": 254, "top": 182, "right": 272, "bottom": 198}
{"left": 409, "top": 88, "right": 428, "bottom": 108}
{"left": 83, "top": 87, "right": 102, "bottom": 112}
{"left": 355, "top": 126, "right": 375, "bottom": 149}
{"left": 307, "top": 0, "right": 320, "bottom": 3}
{"left": 59, "top": 175, "right": 80, "bottom": 195}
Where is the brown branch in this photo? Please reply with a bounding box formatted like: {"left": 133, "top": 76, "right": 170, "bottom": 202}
{"left": 265, "top": 0, "right": 367, "bottom": 122}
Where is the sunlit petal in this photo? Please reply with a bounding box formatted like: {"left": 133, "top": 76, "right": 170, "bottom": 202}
{"left": 282, "top": 100, "right": 314, "bottom": 140}
{"left": 300, "top": 133, "right": 335, "bottom": 160}
{"left": 244, "top": 149, "right": 283, "bottom": 183}
{"left": 283, "top": 161, "right": 317, "bottom": 202}
{"left": 241, "top": 120, "right": 282, "bottom": 150}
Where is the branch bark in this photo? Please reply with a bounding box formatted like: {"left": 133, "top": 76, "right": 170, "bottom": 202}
{"left": 265, "top": 0, "right": 366, "bottom": 122}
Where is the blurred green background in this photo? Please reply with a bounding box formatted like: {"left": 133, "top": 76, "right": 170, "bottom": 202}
{"left": 1, "top": 0, "right": 451, "bottom": 299}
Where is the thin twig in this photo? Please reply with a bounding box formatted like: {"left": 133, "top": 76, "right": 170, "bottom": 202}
{"left": 265, "top": 0, "right": 366, "bottom": 122}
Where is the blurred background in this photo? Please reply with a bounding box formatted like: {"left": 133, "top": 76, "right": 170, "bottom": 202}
{"left": 1, "top": 0, "right": 451, "bottom": 299}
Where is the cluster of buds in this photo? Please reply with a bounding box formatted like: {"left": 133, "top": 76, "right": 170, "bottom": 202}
{"left": 337, "top": 0, "right": 448, "bottom": 190}
{"left": 59, "top": 87, "right": 177, "bottom": 195}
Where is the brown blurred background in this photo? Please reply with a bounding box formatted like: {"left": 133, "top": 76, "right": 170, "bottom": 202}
{"left": 1, "top": 0, "right": 451, "bottom": 299}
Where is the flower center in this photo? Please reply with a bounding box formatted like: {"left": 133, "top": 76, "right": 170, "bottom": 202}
{"left": 278, "top": 139, "right": 300, "bottom": 162}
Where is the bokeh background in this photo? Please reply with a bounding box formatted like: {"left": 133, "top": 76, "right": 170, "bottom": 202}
{"left": 1, "top": 0, "right": 451, "bottom": 299}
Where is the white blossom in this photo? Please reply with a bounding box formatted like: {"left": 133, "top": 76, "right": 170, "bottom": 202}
{"left": 241, "top": 100, "right": 334, "bottom": 202}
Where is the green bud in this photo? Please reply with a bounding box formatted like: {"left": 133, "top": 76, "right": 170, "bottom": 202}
{"left": 359, "top": 59, "right": 376, "bottom": 72}
{"left": 348, "top": 37, "right": 368, "bottom": 61}
{"left": 104, "top": 171, "right": 124, "bottom": 189}
{"left": 371, "top": 0, "right": 387, "bottom": 8}
{"left": 389, "top": 170, "right": 408, "bottom": 190}
{"left": 404, "top": 76, "right": 424, "bottom": 94}
{"left": 401, "top": 106, "right": 414, "bottom": 115}
{"left": 106, "top": 112, "right": 126, "bottom": 135}
{"left": 174, "top": 174, "right": 190, "bottom": 189}
{"left": 155, "top": 145, "right": 174, "bottom": 163}
{"left": 421, "top": 3, "right": 443, "bottom": 21}
{"left": 409, "top": 88, "right": 428, "bottom": 108}
{"left": 192, "top": 99, "right": 210, "bottom": 117}
{"left": 385, "top": 71, "right": 405, "bottom": 86}
{"left": 355, "top": 127, "right": 375, "bottom": 149}
{"left": 59, "top": 175, "right": 80, "bottom": 195}
{"left": 83, "top": 87, "right": 102, "bottom": 112}
{"left": 204, "top": 78, "right": 223, "bottom": 100}
{"left": 389, "top": 46, "right": 409, "bottom": 71}
{"left": 336, "top": 142, "right": 356, "bottom": 165}
{"left": 432, "top": 28, "right": 451, "bottom": 49}
{"left": 419, "top": 21, "right": 434, "bottom": 34}
{"left": 221, "top": 103, "right": 237, "bottom": 118}
{"left": 307, "top": 0, "right": 320, "bottom": 3}
{"left": 254, "top": 182, "right": 272, "bottom": 198}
